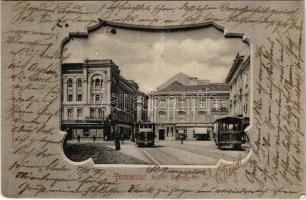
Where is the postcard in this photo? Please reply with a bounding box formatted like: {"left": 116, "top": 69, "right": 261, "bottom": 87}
{"left": 1, "top": 0, "right": 305, "bottom": 198}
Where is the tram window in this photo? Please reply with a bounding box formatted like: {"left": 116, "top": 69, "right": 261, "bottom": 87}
{"left": 233, "top": 123, "right": 240, "bottom": 130}
{"left": 227, "top": 123, "right": 240, "bottom": 131}
{"left": 221, "top": 123, "right": 227, "bottom": 131}
{"left": 229, "top": 124, "right": 234, "bottom": 130}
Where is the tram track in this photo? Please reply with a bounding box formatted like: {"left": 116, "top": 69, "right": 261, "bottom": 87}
{"left": 167, "top": 142, "right": 249, "bottom": 161}
{"left": 140, "top": 147, "right": 189, "bottom": 165}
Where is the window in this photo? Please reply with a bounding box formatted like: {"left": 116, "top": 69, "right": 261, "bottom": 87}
{"left": 77, "top": 94, "right": 82, "bottom": 101}
{"left": 77, "top": 79, "right": 82, "bottom": 87}
{"left": 95, "top": 94, "right": 100, "bottom": 102}
{"left": 90, "top": 108, "right": 95, "bottom": 118}
{"left": 179, "top": 100, "right": 184, "bottom": 108}
{"left": 95, "top": 79, "right": 100, "bottom": 87}
{"left": 98, "top": 108, "right": 103, "bottom": 118}
{"left": 213, "top": 100, "right": 218, "bottom": 110}
{"left": 159, "top": 111, "right": 166, "bottom": 121}
{"left": 168, "top": 98, "right": 176, "bottom": 110}
{"left": 77, "top": 108, "right": 82, "bottom": 118}
{"left": 178, "top": 112, "right": 185, "bottom": 122}
{"left": 200, "top": 99, "right": 205, "bottom": 108}
{"left": 221, "top": 122, "right": 240, "bottom": 131}
{"left": 67, "top": 79, "right": 73, "bottom": 87}
{"left": 158, "top": 100, "right": 165, "bottom": 108}
{"left": 67, "top": 108, "right": 73, "bottom": 119}
{"left": 68, "top": 95, "right": 73, "bottom": 102}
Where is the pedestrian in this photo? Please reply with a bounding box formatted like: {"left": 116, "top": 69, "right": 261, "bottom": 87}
{"left": 114, "top": 128, "right": 121, "bottom": 150}
{"left": 77, "top": 134, "right": 80, "bottom": 144}
{"left": 180, "top": 134, "right": 184, "bottom": 145}
{"left": 93, "top": 135, "right": 96, "bottom": 143}
{"left": 130, "top": 133, "right": 135, "bottom": 143}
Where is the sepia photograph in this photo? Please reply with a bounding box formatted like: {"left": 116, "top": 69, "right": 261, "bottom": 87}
{"left": 2, "top": 0, "right": 304, "bottom": 198}
{"left": 61, "top": 23, "right": 251, "bottom": 165}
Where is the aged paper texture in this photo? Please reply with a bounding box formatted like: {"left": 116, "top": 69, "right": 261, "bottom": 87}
{"left": 1, "top": 1, "right": 305, "bottom": 198}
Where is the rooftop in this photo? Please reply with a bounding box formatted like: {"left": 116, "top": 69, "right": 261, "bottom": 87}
{"left": 155, "top": 73, "right": 230, "bottom": 93}
{"left": 225, "top": 54, "right": 250, "bottom": 84}
{"left": 158, "top": 82, "right": 230, "bottom": 92}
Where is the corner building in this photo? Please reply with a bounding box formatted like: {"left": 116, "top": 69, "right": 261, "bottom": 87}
{"left": 61, "top": 59, "right": 139, "bottom": 140}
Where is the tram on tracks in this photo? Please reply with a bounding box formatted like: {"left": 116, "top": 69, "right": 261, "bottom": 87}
{"left": 213, "top": 116, "right": 249, "bottom": 149}
{"left": 135, "top": 121, "right": 156, "bottom": 147}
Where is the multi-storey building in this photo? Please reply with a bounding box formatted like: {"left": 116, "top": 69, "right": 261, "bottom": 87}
{"left": 136, "top": 91, "right": 149, "bottom": 122}
{"left": 61, "top": 59, "right": 140, "bottom": 140}
{"left": 149, "top": 73, "right": 230, "bottom": 140}
{"left": 225, "top": 54, "right": 250, "bottom": 118}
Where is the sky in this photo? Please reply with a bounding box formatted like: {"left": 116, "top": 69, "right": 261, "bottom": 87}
{"left": 63, "top": 26, "right": 250, "bottom": 93}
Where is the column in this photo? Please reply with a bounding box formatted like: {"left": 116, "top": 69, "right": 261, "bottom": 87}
{"left": 83, "top": 67, "right": 87, "bottom": 104}
{"left": 187, "top": 97, "right": 190, "bottom": 122}
{"left": 193, "top": 98, "right": 196, "bottom": 122}
{"left": 208, "top": 97, "right": 211, "bottom": 115}
{"left": 73, "top": 79, "right": 77, "bottom": 102}
{"left": 87, "top": 76, "right": 91, "bottom": 103}
{"left": 167, "top": 98, "right": 170, "bottom": 123}
{"left": 154, "top": 98, "right": 157, "bottom": 123}
{"left": 173, "top": 98, "right": 176, "bottom": 122}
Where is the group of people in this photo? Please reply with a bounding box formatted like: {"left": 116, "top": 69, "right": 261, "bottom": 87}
{"left": 76, "top": 134, "right": 96, "bottom": 143}
{"left": 75, "top": 129, "right": 134, "bottom": 146}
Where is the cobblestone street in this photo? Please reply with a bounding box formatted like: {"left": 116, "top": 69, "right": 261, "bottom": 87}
{"left": 64, "top": 139, "right": 250, "bottom": 165}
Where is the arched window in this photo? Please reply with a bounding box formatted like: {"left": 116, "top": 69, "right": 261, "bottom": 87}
{"left": 77, "top": 79, "right": 82, "bottom": 87}
{"left": 67, "top": 79, "right": 73, "bottom": 87}
{"left": 95, "top": 79, "right": 100, "bottom": 87}
{"left": 91, "top": 74, "right": 102, "bottom": 90}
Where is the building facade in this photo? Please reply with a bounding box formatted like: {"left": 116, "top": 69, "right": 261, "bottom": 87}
{"left": 136, "top": 92, "right": 149, "bottom": 122}
{"left": 61, "top": 59, "right": 140, "bottom": 140}
{"left": 149, "top": 73, "right": 230, "bottom": 140}
{"left": 225, "top": 54, "right": 250, "bottom": 118}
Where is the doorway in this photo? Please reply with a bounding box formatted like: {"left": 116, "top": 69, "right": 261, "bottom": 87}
{"left": 159, "top": 129, "right": 165, "bottom": 140}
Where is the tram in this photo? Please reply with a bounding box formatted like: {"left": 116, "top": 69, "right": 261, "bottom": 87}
{"left": 213, "top": 116, "right": 249, "bottom": 149}
{"left": 135, "top": 121, "right": 155, "bottom": 147}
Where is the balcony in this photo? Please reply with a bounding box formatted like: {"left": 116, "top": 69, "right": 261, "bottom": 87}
{"left": 85, "top": 116, "right": 104, "bottom": 121}
{"left": 210, "top": 107, "right": 228, "bottom": 115}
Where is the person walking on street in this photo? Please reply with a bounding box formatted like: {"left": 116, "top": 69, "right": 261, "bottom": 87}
{"left": 93, "top": 135, "right": 96, "bottom": 143}
{"left": 114, "top": 128, "right": 121, "bottom": 150}
{"left": 130, "top": 133, "right": 135, "bottom": 143}
{"left": 77, "top": 134, "right": 80, "bottom": 144}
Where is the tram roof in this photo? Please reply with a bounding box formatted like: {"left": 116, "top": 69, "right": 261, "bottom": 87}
{"left": 214, "top": 116, "right": 245, "bottom": 123}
